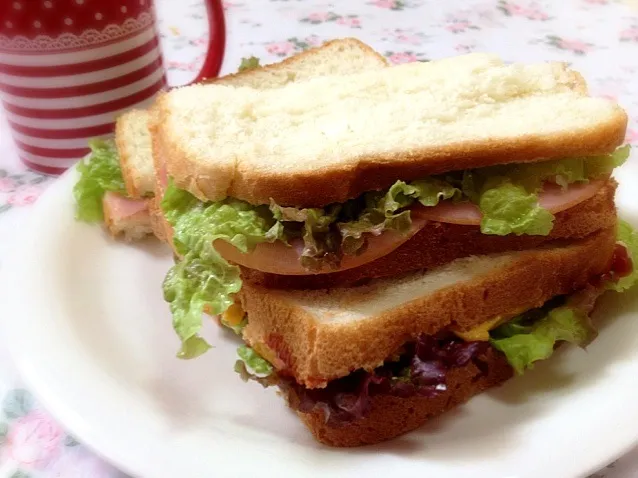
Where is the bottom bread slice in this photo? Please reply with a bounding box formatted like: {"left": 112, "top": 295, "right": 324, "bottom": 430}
{"left": 240, "top": 227, "right": 616, "bottom": 388}
{"left": 296, "top": 348, "right": 512, "bottom": 447}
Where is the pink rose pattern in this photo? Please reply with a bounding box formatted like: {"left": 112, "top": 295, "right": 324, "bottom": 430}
{"left": 546, "top": 35, "right": 594, "bottom": 54}
{"left": 264, "top": 36, "right": 322, "bottom": 57}
{"left": 367, "top": 0, "right": 408, "bottom": 10}
{"left": 620, "top": 26, "right": 638, "bottom": 42}
{"left": 300, "top": 12, "right": 362, "bottom": 28}
{"left": 0, "top": 389, "right": 120, "bottom": 477}
{"left": 6, "top": 411, "right": 64, "bottom": 468}
{"left": 445, "top": 17, "right": 480, "bottom": 33}
{"left": 0, "top": 171, "right": 47, "bottom": 215}
{"left": 497, "top": 1, "right": 550, "bottom": 20}
{"left": 385, "top": 51, "right": 427, "bottom": 64}
{"left": 2, "top": 0, "right": 638, "bottom": 477}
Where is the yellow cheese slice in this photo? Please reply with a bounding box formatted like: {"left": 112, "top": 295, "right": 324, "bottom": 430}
{"left": 451, "top": 316, "right": 506, "bottom": 341}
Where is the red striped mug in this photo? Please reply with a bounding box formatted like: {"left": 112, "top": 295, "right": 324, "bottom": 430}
{"left": 0, "top": 0, "right": 225, "bottom": 174}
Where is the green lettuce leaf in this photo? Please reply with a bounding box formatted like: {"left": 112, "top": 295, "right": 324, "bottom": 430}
{"left": 410, "top": 177, "right": 462, "bottom": 206}
{"left": 269, "top": 201, "right": 342, "bottom": 271}
{"left": 73, "top": 140, "right": 125, "bottom": 222}
{"left": 234, "top": 360, "right": 278, "bottom": 388}
{"left": 608, "top": 220, "right": 638, "bottom": 292}
{"left": 237, "top": 345, "right": 274, "bottom": 375}
{"left": 490, "top": 305, "right": 597, "bottom": 374}
{"left": 238, "top": 56, "right": 260, "bottom": 72}
{"left": 583, "top": 144, "right": 631, "bottom": 178}
{"left": 269, "top": 178, "right": 461, "bottom": 269}
{"left": 478, "top": 180, "right": 555, "bottom": 236}
{"left": 376, "top": 179, "right": 457, "bottom": 213}
{"left": 475, "top": 145, "right": 630, "bottom": 191}
{"left": 338, "top": 179, "right": 460, "bottom": 255}
{"left": 457, "top": 146, "right": 630, "bottom": 236}
{"left": 220, "top": 316, "right": 247, "bottom": 336}
{"left": 162, "top": 183, "right": 284, "bottom": 359}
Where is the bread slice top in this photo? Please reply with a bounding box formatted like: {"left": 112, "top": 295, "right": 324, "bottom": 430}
{"left": 213, "top": 38, "right": 387, "bottom": 88}
{"left": 116, "top": 38, "right": 386, "bottom": 199}
{"left": 239, "top": 226, "right": 616, "bottom": 388}
{"left": 156, "top": 52, "right": 627, "bottom": 207}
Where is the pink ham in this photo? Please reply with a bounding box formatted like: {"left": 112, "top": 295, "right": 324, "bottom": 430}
{"left": 103, "top": 191, "right": 149, "bottom": 219}
{"left": 214, "top": 215, "right": 429, "bottom": 276}
{"left": 412, "top": 178, "right": 608, "bottom": 226}
{"left": 102, "top": 192, "right": 153, "bottom": 240}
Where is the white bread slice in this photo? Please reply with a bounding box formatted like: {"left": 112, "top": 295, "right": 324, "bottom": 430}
{"left": 155, "top": 53, "right": 627, "bottom": 206}
{"left": 116, "top": 110, "right": 154, "bottom": 198}
{"left": 118, "top": 38, "right": 386, "bottom": 199}
{"left": 239, "top": 226, "right": 616, "bottom": 388}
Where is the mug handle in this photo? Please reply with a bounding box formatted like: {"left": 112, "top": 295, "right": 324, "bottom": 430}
{"left": 191, "top": 0, "right": 227, "bottom": 84}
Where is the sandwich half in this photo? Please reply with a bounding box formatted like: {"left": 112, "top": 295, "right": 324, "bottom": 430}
{"left": 148, "top": 48, "right": 638, "bottom": 446}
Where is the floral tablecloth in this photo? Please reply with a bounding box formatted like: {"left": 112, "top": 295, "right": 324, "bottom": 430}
{"left": 1, "top": 0, "right": 638, "bottom": 476}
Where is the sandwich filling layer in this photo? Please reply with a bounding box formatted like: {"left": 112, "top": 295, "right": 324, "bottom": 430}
{"left": 235, "top": 234, "right": 636, "bottom": 427}
{"left": 160, "top": 147, "right": 629, "bottom": 358}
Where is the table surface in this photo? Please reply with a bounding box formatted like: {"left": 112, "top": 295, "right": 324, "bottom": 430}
{"left": 1, "top": 0, "right": 638, "bottom": 476}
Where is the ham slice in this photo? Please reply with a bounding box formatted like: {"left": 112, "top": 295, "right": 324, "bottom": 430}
{"left": 214, "top": 215, "right": 429, "bottom": 276}
{"left": 103, "top": 191, "right": 149, "bottom": 218}
{"left": 102, "top": 192, "right": 154, "bottom": 241}
{"left": 413, "top": 178, "right": 608, "bottom": 226}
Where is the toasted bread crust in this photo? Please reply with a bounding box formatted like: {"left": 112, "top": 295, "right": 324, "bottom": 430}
{"left": 297, "top": 347, "right": 513, "bottom": 447}
{"left": 239, "top": 227, "right": 616, "bottom": 388}
{"left": 115, "top": 113, "right": 139, "bottom": 198}
{"left": 214, "top": 38, "right": 387, "bottom": 86}
{"left": 147, "top": 196, "right": 166, "bottom": 242}
{"left": 149, "top": 115, "right": 175, "bottom": 245}
{"left": 116, "top": 110, "right": 149, "bottom": 199}
{"left": 241, "top": 180, "right": 617, "bottom": 289}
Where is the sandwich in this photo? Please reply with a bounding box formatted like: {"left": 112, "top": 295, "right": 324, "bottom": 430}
{"left": 71, "top": 38, "right": 388, "bottom": 240}
{"left": 148, "top": 49, "right": 638, "bottom": 446}
{"left": 72, "top": 38, "right": 638, "bottom": 446}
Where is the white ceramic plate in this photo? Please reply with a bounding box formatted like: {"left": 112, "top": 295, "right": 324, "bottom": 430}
{"left": 4, "top": 167, "right": 638, "bottom": 478}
